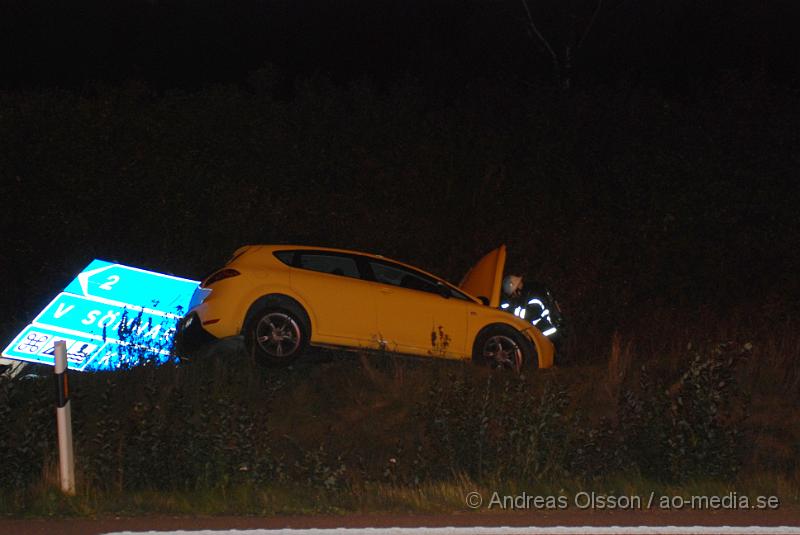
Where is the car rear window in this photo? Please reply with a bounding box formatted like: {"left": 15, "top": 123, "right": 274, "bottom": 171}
{"left": 298, "top": 253, "right": 360, "bottom": 279}
{"left": 273, "top": 250, "right": 295, "bottom": 266}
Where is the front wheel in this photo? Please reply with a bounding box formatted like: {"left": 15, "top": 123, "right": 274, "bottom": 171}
{"left": 245, "top": 308, "right": 309, "bottom": 366}
{"left": 472, "top": 325, "right": 536, "bottom": 372}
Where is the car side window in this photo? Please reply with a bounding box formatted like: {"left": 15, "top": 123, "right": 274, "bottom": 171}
{"left": 298, "top": 253, "right": 360, "bottom": 279}
{"left": 369, "top": 261, "right": 442, "bottom": 295}
{"left": 273, "top": 250, "right": 295, "bottom": 266}
{"left": 446, "top": 286, "right": 472, "bottom": 301}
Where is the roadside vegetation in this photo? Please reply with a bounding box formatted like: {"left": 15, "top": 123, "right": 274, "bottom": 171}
{"left": 0, "top": 320, "right": 797, "bottom": 515}
{"left": 1, "top": 72, "right": 798, "bottom": 516}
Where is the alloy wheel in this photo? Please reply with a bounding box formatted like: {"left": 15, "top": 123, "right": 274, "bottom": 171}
{"left": 482, "top": 334, "right": 523, "bottom": 371}
{"left": 255, "top": 312, "right": 301, "bottom": 358}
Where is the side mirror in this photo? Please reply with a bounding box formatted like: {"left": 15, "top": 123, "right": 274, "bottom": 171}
{"left": 478, "top": 296, "right": 490, "bottom": 306}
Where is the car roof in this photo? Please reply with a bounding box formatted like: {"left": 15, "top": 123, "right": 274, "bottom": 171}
{"left": 246, "top": 244, "right": 481, "bottom": 303}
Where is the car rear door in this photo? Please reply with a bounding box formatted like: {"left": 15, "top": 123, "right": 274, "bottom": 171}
{"left": 289, "top": 251, "right": 378, "bottom": 345}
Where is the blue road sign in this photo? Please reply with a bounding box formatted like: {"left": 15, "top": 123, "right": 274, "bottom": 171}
{"left": 34, "top": 293, "right": 178, "bottom": 343}
{"left": 62, "top": 260, "right": 199, "bottom": 314}
{"left": 2, "top": 260, "right": 199, "bottom": 372}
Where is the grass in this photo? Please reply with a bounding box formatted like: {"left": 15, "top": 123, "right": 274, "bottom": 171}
{"left": 0, "top": 314, "right": 798, "bottom": 517}
{"left": 4, "top": 475, "right": 797, "bottom": 518}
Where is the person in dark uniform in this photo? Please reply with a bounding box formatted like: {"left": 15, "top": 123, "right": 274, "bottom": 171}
{"left": 501, "top": 275, "right": 567, "bottom": 358}
{"left": 502, "top": 274, "right": 524, "bottom": 300}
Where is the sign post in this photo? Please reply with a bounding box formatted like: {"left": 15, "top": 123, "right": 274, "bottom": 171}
{"left": 54, "top": 340, "right": 75, "bottom": 495}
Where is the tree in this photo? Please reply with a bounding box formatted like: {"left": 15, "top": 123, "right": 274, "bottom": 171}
{"left": 519, "top": 0, "right": 626, "bottom": 89}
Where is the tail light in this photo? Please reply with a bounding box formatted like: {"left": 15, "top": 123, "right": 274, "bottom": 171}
{"left": 202, "top": 269, "right": 240, "bottom": 287}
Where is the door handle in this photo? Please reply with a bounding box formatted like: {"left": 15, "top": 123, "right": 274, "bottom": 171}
{"left": 380, "top": 287, "right": 392, "bottom": 294}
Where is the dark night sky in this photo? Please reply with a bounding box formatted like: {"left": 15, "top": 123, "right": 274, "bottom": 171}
{"left": 2, "top": 0, "right": 799, "bottom": 91}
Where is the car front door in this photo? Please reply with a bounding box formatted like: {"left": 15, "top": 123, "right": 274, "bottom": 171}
{"left": 367, "top": 260, "right": 468, "bottom": 358}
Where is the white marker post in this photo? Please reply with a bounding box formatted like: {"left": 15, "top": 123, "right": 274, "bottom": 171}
{"left": 54, "top": 340, "right": 75, "bottom": 495}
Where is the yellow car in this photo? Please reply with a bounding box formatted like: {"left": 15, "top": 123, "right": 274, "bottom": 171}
{"left": 177, "top": 245, "right": 554, "bottom": 371}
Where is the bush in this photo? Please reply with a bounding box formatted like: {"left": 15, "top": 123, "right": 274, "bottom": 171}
{"left": 0, "top": 341, "right": 761, "bottom": 503}
{"left": 613, "top": 342, "right": 748, "bottom": 482}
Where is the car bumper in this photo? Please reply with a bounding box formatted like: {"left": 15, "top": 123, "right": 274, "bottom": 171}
{"left": 174, "top": 312, "right": 218, "bottom": 354}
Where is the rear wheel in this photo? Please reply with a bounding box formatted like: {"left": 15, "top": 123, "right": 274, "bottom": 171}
{"left": 245, "top": 307, "right": 309, "bottom": 366}
{"left": 472, "top": 325, "right": 536, "bottom": 372}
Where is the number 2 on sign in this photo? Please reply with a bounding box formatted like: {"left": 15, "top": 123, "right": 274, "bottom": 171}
{"left": 99, "top": 275, "right": 120, "bottom": 290}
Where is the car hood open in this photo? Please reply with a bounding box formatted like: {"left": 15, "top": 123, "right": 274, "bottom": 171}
{"left": 458, "top": 245, "right": 506, "bottom": 308}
